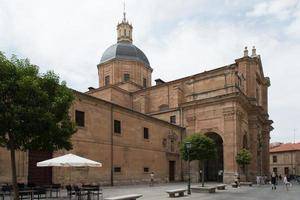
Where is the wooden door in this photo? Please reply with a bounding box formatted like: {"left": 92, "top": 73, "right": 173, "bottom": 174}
{"left": 169, "top": 161, "right": 175, "bottom": 182}
{"left": 28, "top": 151, "right": 52, "bottom": 185}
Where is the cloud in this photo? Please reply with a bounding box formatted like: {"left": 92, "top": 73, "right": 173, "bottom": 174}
{"left": 247, "top": 0, "right": 299, "bottom": 20}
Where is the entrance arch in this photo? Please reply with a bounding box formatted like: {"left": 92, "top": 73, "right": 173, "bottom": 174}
{"left": 205, "top": 132, "right": 224, "bottom": 182}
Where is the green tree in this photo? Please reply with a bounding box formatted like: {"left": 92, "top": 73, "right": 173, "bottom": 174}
{"left": 235, "top": 148, "right": 252, "bottom": 181}
{"left": 180, "top": 133, "right": 216, "bottom": 187}
{"left": 0, "top": 52, "right": 76, "bottom": 200}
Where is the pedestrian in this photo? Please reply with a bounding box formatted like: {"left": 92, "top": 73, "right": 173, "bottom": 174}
{"left": 234, "top": 173, "right": 240, "bottom": 188}
{"left": 283, "top": 174, "right": 292, "bottom": 191}
{"left": 279, "top": 174, "right": 282, "bottom": 181}
{"left": 218, "top": 170, "right": 223, "bottom": 182}
{"left": 256, "top": 175, "right": 261, "bottom": 185}
{"left": 150, "top": 172, "right": 154, "bottom": 186}
{"left": 271, "top": 172, "right": 277, "bottom": 190}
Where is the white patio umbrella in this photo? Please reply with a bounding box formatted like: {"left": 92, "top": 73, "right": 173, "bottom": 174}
{"left": 37, "top": 153, "right": 102, "bottom": 184}
{"left": 36, "top": 153, "right": 102, "bottom": 167}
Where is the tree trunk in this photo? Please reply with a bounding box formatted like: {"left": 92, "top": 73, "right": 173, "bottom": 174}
{"left": 201, "top": 161, "right": 205, "bottom": 187}
{"left": 10, "top": 147, "right": 19, "bottom": 200}
{"left": 245, "top": 165, "right": 248, "bottom": 181}
{"left": 198, "top": 161, "right": 201, "bottom": 183}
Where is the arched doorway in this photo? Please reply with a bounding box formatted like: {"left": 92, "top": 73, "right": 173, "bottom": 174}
{"left": 205, "top": 132, "right": 224, "bottom": 182}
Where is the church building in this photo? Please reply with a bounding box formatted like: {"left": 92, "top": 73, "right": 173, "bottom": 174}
{"left": 0, "top": 12, "right": 273, "bottom": 185}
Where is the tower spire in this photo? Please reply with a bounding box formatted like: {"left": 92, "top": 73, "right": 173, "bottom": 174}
{"left": 123, "top": 0, "right": 126, "bottom": 22}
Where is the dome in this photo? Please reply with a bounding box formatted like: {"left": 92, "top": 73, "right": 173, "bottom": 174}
{"left": 100, "top": 42, "right": 150, "bottom": 66}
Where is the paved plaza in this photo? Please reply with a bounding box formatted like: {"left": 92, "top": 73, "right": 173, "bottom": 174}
{"left": 101, "top": 182, "right": 300, "bottom": 200}
{"left": 3, "top": 182, "right": 299, "bottom": 200}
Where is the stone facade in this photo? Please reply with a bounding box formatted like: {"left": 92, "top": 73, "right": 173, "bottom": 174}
{"left": 0, "top": 15, "right": 272, "bottom": 185}
{"left": 270, "top": 143, "right": 300, "bottom": 176}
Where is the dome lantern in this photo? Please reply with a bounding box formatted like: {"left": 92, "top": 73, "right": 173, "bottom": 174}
{"left": 117, "top": 3, "right": 133, "bottom": 43}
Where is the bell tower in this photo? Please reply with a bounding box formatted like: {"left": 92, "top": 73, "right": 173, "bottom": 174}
{"left": 117, "top": 3, "right": 132, "bottom": 43}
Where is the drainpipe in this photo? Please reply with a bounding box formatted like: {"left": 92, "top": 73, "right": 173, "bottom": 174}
{"left": 180, "top": 107, "right": 184, "bottom": 181}
{"left": 110, "top": 105, "right": 114, "bottom": 186}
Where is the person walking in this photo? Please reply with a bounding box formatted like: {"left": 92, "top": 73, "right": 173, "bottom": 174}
{"left": 256, "top": 175, "right": 261, "bottom": 185}
{"left": 271, "top": 172, "right": 277, "bottom": 190}
{"left": 283, "top": 174, "right": 292, "bottom": 191}
{"left": 278, "top": 174, "right": 282, "bottom": 181}
{"left": 150, "top": 172, "right": 154, "bottom": 186}
{"left": 234, "top": 173, "right": 240, "bottom": 188}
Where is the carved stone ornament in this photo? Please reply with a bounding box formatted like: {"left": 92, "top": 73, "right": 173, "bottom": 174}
{"left": 168, "top": 131, "right": 178, "bottom": 141}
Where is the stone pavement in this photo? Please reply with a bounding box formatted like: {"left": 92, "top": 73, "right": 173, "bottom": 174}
{"left": 3, "top": 182, "right": 299, "bottom": 200}
{"left": 101, "top": 181, "right": 300, "bottom": 200}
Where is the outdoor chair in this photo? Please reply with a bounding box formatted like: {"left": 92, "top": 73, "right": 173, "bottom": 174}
{"left": 34, "top": 187, "right": 47, "bottom": 200}
{"left": 1, "top": 185, "right": 12, "bottom": 200}
{"left": 66, "top": 185, "right": 76, "bottom": 199}
{"left": 17, "top": 183, "right": 25, "bottom": 190}
{"left": 50, "top": 184, "right": 61, "bottom": 198}
{"left": 74, "top": 185, "right": 88, "bottom": 200}
{"left": 90, "top": 186, "right": 103, "bottom": 200}
{"left": 0, "top": 188, "right": 4, "bottom": 200}
{"left": 1, "top": 185, "right": 12, "bottom": 196}
{"left": 27, "top": 183, "right": 36, "bottom": 189}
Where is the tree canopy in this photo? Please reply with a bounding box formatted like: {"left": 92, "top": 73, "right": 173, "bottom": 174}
{"left": 180, "top": 133, "right": 217, "bottom": 187}
{"left": 236, "top": 148, "right": 252, "bottom": 166}
{"left": 180, "top": 133, "right": 217, "bottom": 161}
{"left": 0, "top": 52, "right": 76, "bottom": 151}
{"left": 0, "top": 52, "right": 76, "bottom": 200}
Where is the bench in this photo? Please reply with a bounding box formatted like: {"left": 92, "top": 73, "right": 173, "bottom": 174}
{"left": 191, "top": 186, "right": 216, "bottom": 193}
{"left": 104, "top": 194, "right": 143, "bottom": 200}
{"left": 231, "top": 183, "right": 238, "bottom": 188}
{"left": 240, "top": 182, "right": 252, "bottom": 186}
{"left": 165, "top": 189, "right": 186, "bottom": 197}
{"left": 216, "top": 184, "right": 226, "bottom": 190}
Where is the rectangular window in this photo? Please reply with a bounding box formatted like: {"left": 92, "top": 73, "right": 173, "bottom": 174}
{"left": 124, "top": 73, "right": 130, "bottom": 81}
{"left": 144, "top": 167, "right": 149, "bottom": 173}
{"left": 170, "top": 115, "right": 176, "bottom": 124}
{"left": 75, "top": 110, "right": 85, "bottom": 127}
{"left": 273, "top": 155, "right": 277, "bottom": 163}
{"left": 114, "top": 167, "right": 121, "bottom": 173}
{"left": 284, "top": 167, "right": 289, "bottom": 175}
{"left": 273, "top": 167, "right": 277, "bottom": 173}
{"left": 105, "top": 76, "right": 110, "bottom": 86}
{"left": 144, "top": 127, "right": 149, "bottom": 139}
{"left": 143, "top": 78, "right": 147, "bottom": 88}
{"left": 114, "top": 120, "right": 121, "bottom": 134}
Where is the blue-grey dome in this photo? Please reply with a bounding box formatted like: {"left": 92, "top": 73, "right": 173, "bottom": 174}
{"left": 100, "top": 42, "right": 150, "bottom": 66}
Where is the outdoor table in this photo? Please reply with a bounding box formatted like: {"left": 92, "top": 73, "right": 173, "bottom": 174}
{"left": 19, "top": 189, "right": 35, "bottom": 200}
{"left": 45, "top": 185, "right": 60, "bottom": 198}
{"left": 82, "top": 187, "right": 101, "bottom": 200}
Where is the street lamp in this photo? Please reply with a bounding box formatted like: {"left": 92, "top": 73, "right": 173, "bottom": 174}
{"left": 185, "top": 142, "right": 192, "bottom": 195}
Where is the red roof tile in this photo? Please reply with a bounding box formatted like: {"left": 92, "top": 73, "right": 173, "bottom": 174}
{"left": 270, "top": 143, "right": 300, "bottom": 153}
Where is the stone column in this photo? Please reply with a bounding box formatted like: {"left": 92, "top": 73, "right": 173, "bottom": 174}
{"left": 222, "top": 108, "right": 238, "bottom": 183}
{"left": 248, "top": 120, "right": 259, "bottom": 181}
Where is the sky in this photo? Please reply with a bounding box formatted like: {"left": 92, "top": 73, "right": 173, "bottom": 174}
{"left": 0, "top": 0, "right": 300, "bottom": 143}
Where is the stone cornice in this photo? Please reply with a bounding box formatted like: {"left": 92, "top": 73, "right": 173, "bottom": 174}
{"left": 86, "top": 84, "right": 132, "bottom": 95}
{"left": 97, "top": 58, "right": 153, "bottom": 71}
{"left": 133, "top": 64, "right": 237, "bottom": 95}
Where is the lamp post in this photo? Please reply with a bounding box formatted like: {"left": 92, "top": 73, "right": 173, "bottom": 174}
{"left": 185, "top": 142, "right": 192, "bottom": 195}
